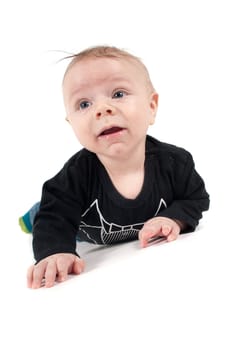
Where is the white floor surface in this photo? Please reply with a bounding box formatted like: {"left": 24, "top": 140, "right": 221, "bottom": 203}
{"left": 1, "top": 203, "right": 231, "bottom": 350}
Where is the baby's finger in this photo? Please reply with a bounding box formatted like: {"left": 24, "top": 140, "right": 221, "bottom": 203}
{"left": 139, "top": 226, "right": 161, "bottom": 248}
{"left": 161, "top": 225, "right": 172, "bottom": 237}
{"left": 27, "top": 265, "right": 34, "bottom": 288}
{"left": 167, "top": 232, "right": 177, "bottom": 242}
{"left": 44, "top": 259, "right": 57, "bottom": 287}
{"left": 72, "top": 257, "right": 85, "bottom": 275}
{"left": 56, "top": 256, "right": 70, "bottom": 282}
{"left": 31, "top": 262, "right": 47, "bottom": 289}
{"left": 167, "top": 225, "right": 180, "bottom": 242}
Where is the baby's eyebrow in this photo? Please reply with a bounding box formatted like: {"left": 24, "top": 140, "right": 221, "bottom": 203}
{"left": 108, "top": 76, "right": 131, "bottom": 83}
{"left": 97, "top": 75, "right": 132, "bottom": 87}
{"left": 70, "top": 84, "right": 89, "bottom": 99}
{"left": 69, "top": 76, "right": 132, "bottom": 100}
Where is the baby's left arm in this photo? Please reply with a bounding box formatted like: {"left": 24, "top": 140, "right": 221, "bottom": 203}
{"left": 155, "top": 152, "right": 209, "bottom": 233}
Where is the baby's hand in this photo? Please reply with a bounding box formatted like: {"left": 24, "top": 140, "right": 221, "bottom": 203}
{"left": 27, "top": 253, "right": 85, "bottom": 289}
{"left": 139, "top": 217, "right": 182, "bottom": 248}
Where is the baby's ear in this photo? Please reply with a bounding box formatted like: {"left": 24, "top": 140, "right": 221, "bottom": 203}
{"left": 149, "top": 91, "right": 158, "bottom": 124}
{"left": 150, "top": 91, "right": 158, "bottom": 110}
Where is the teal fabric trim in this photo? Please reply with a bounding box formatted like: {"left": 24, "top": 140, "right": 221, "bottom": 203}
{"left": 21, "top": 211, "right": 33, "bottom": 233}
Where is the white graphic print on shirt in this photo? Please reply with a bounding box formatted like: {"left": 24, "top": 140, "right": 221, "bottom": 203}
{"left": 79, "top": 198, "right": 167, "bottom": 244}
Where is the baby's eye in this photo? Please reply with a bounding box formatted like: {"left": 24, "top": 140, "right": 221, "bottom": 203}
{"left": 79, "top": 101, "right": 91, "bottom": 110}
{"left": 113, "top": 90, "right": 126, "bottom": 99}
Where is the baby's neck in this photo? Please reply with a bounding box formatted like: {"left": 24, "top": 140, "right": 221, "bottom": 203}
{"left": 98, "top": 151, "right": 145, "bottom": 200}
{"left": 108, "top": 167, "right": 145, "bottom": 199}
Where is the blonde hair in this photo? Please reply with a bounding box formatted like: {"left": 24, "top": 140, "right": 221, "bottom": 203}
{"left": 62, "top": 45, "right": 155, "bottom": 91}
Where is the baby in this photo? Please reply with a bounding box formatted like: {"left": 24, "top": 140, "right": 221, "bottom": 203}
{"left": 20, "top": 46, "right": 210, "bottom": 288}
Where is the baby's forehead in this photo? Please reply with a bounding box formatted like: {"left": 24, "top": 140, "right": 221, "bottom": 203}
{"left": 63, "top": 56, "right": 153, "bottom": 94}
{"left": 64, "top": 56, "right": 147, "bottom": 81}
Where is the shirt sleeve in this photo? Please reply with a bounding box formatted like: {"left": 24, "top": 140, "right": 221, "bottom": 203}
{"left": 157, "top": 151, "right": 210, "bottom": 232}
{"left": 32, "top": 160, "right": 85, "bottom": 263}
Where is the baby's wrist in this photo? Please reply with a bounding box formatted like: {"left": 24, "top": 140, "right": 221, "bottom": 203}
{"left": 173, "top": 219, "right": 186, "bottom": 231}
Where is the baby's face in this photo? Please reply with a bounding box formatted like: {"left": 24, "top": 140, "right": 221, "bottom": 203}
{"left": 63, "top": 57, "right": 158, "bottom": 160}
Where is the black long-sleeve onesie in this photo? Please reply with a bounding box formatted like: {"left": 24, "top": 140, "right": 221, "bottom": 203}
{"left": 33, "top": 136, "right": 210, "bottom": 262}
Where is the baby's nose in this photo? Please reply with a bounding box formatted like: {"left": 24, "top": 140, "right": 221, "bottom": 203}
{"left": 96, "top": 107, "right": 114, "bottom": 119}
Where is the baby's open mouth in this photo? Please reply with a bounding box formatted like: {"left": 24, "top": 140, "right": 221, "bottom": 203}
{"left": 99, "top": 126, "right": 124, "bottom": 137}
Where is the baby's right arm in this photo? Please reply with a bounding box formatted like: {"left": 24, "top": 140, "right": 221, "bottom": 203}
{"left": 27, "top": 253, "right": 85, "bottom": 289}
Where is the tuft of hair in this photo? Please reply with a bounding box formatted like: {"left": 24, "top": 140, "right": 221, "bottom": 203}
{"left": 62, "top": 45, "right": 154, "bottom": 91}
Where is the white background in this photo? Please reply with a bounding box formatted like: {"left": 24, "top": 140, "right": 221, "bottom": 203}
{"left": 0, "top": 0, "right": 231, "bottom": 349}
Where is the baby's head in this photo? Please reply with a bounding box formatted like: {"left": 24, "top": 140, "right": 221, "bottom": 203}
{"left": 62, "top": 46, "right": 158, "bottom": 156}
